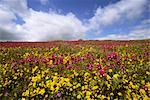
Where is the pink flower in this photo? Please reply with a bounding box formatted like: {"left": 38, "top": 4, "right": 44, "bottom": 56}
{"left": 59, "top": 56, "right": 63, "bottom": 64}
{"left": 121, "top": 66, "right": 126, "bottom": 70}
{"left": 107, "top": 52, "right": 118, "bottom": 60}
{"left": 76, "top": 66, "right": 80, "bottom": 70}
{"left": 26, "top": 57, "right": 32, "bottom": 62}
{"left": 51, "top": 54, "right": 56, "bottom": 60}
{"left": 142, "top": 86, "right": 148, "bottom": 91}
{"left": 96, "top": 64, "right": 101, "bottom": 70}
{"left": 67, "top": 65, "right": 72, "bottom": 70}
{"left": 86, "top": 63, "right": 93, "bottom": 71}
{"left": 98, "top": 69, "right": 106, "bottom": 77}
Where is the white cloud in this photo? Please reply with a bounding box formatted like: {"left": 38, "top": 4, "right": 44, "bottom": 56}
{"left": 0, "top": 4, "right": 16, "bottom": 24}
{"left": 96, "top": 19, "right": 150, "bottom": 40}
{"left": 0, "top": 0, "right": 87, "bottom": 41}
{"left": 0, "top": 0, "right": 29, "bottom": 18}
{"left": 17, "top": 10, "right": 87, "bottom": 41}
{"left": 88, "top": 0, "right": 148, "bottom": 31}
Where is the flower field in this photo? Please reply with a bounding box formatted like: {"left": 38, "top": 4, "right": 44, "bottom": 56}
{"left": 0, "top": 40, "right": 150, "bottom": 100}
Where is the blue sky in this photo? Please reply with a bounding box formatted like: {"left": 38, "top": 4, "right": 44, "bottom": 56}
{"left": 27, "top": 0, "right": 119, "bottom": 20}
{"left": 0, "top": 0, "right": 149, "bottom": 41}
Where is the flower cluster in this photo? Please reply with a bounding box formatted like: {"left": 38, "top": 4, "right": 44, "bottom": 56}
{"left": 0, "top": 40, "right": 149, "bottom": 99}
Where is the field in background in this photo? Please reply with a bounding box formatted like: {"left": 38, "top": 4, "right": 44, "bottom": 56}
{"left": 0, "top": 40, "right": 150, "bottom": 99}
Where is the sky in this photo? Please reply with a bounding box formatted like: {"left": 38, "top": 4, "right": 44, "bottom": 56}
{"left": 0, "top": 0, "right": 149, "bottom": 41}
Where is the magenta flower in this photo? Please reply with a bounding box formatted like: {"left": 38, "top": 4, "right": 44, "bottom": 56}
{"left": 142, "top": 86, "right": 148, "bottom": 91}
{"left": 67, "top": 65, "right": 72, "bottom": 70}
{"left": 98, "top": 69, "right": 106, "bottom": 77}
{"left": 86, "top": 63, "right": 93, "bottom": 71}
{"left": 26, "top": 57, "right": 32, "bottom": 62}
{"left": 96, "top": 64, "right": 101, "bottom": 70}
{"left": 107, "top": 52, "right": 118, "bottom": 60}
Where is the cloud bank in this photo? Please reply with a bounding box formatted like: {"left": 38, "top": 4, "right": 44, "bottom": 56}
{"left": 88, "top": 0, "right": 148, "bottom": 30}
{"left": 97, "top": 19, "right": 150, "bottom": 40}
{"left": 0, "top": 0, "right": 86, "bottom": 41}
{"left": 0, "top": 0, "right": 149, "bottom": 41}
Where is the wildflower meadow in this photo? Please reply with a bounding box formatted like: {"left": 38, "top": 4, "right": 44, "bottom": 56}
{"left": 0, "top": 40, "right": 149, "bottom": 100}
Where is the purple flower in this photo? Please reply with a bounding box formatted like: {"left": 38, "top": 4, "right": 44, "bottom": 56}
{"left": 57, "top": 93, "right": 61, "bottom": 97}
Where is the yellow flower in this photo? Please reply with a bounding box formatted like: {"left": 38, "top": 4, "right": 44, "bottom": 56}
{"left": 76, "top": 83, "right": 81, "bottom": 88}
{"left": 133, "top": 96, "right": 138, "bottom": 100}
{"left": 85, "top": 96, "right": 91, "bottom": 100}
{"left": 31, "top": 75, "right": 41, "bottom": 82}
{"left": 55, "top": 47, "right": 59, "bottom": 51}
{"left": 118, "top": 92, "right": 122, "bottom": 96}
{"left": 22, "top": 90, "right": 29, "bottom": 96}
{"left": 84, "top": 85, "right": 88, "bottom": 89}
{"left": 54, "top": 73, "right": 58, "bottom": 76}
{"left": 139, "top": 89, "right": 146, "bottom": 95}
{"left": 141, "top": 80, "right": 145, "bottom": 85}
{"left": 53, "top": 76, "right": 58, "bottom": 82}
{"left": 73, "top": 86, "right": 76, "bottom": 89}
{"left": 108, "top": 69, "right": 113, "bottom": 73}
{"left": 77, "top": 52, "right": 81, "bottom": 56}
{"left": 48, "top": 60, "right": 53, "bottom": 65}
{"left": 143, "top": 96, "right": 149, "bottom": 100}
{"left": 86, "top": 91, "right": 92, "bottom": 96}
{"left": 46, "top": 80, "right": 52, "bottom": 88}
{"left": 64, "top": 78, "right": 70, "bottom": 82}
{"left": 21, "top": 98, "right": 26, "bottom": 100}
{"left": 106, "top": 75, "right": 111, "bottom": 80}
{"left": 92, "top": 86, "right": 99, "bottom": 90}
{"left": 113, "top": 74, "right": 119, "bottom": 79}
{"left": 63, "top": 59, "right": 67, "bottom": 64}
{"left": 73, "top": 70, "right": 78, "bottom": 76}
{"left": 84, "top": 72, "right": 89, "bottom": 77}
{"left": 81, "top": 86, "right": 84, "bottom": 90}
{"left": 32, "top": 66, "right": 38, "bottom": 73}
{"left": 14, "top": 76, "right": 17, "bottom": 79}
{"left": 146, "top": 71, "right": 150, "bottom": 75}
{"left": 100, "top": 95, "right": 106, "bottom": 100}
{"left": 146, "top": 82, "right": 150, "bottom": 90}
{"left": 110, "top": 93, "right": 114, "bottom": 96}
{"left": 50, "top": 86, "right": 55, "bottom": 92}
{"left": 70, "top": 88, "right": 73, "bottom": 91}
{"left": 36, "top": 87, "right": 40, "bottom": 93}
{"left": 77, "top": 94, "right": 81, "bottom": 99}
{"left": 123, "top": 79, "right": 128, "bottom": 83}
{"left": 32, "top": 82, "right": 36, "bottom": 87}
{"left": 107, "top": 83, "right": 111, "bottom": 89}
{"left": 39, "top": 88, "right": 45, "bottom": 95}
